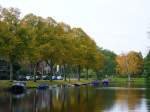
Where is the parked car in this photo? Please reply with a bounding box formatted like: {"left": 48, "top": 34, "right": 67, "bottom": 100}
{"left": 52, "top": 76, "right": 57, "bottom": 80}
{"left": 36, "top": 76, "right": 40, "bottom": 80}
{"left": 18, "top": 76, "right": 27, "bottom": 81}
{"left": 57, "top": 76, "right": 63, "bottom": 80}
{"left": 43, "top": 76, "right": 50, "bottom": 80}
{"left": 42, "top": 75, "right": 47, "bottom": 79}
{"left": 42, "top": 75, "right": 63, "bottom": 80}
{"left": 26, "top": 76, "right": 32, "bottom": 80}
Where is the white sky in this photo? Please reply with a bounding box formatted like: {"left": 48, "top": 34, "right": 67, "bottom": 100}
{"left": 0, "top": 0, "right": 150, "bottom": 56}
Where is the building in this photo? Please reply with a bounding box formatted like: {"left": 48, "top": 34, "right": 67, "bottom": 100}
{"left": 0, "top": 59, "right": 9, "bottom": 79}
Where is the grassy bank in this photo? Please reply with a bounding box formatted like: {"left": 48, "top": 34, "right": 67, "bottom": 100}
{"left": 26, "top": 79, "right": 94, "bottom": 88}
{"left": 0, "top": 78, "right": 147, "bottom": 89}
{"left": 0, "top": 79, "right": 94, "bottom": 89}
{"left": 110, "top": 77, "right": 146, "bottom": 85}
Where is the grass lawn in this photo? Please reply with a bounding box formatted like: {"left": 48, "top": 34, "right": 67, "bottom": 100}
{"left": 0, "top": 80, "right": 12, "bottom": 89}
{"left": 110, "top": 77, "right": 146, "bottom": 85}
{"left": 26, "top": 79, "right": 94, "bottom": 88}
{"left": 0, "top": 79, "right": 94, "bottom": 89}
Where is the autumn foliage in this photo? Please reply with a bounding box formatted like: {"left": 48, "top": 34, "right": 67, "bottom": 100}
{"left": 116, "top": 51, "right": 144, "bottom": 76}
{"left": 0, "top": 6, "right": 105, "bottom": 80}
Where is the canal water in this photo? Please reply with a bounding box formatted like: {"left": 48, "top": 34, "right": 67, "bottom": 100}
{"left": 0, "top": 84, "right": 150, "bottom": 112}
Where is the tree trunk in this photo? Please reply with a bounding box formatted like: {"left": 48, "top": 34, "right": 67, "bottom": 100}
{"left": 50, "top": 65, "right": 53, "bottom": 82}
{"left": 69, "top": 67, "right": 73, "bottom": 83}
{"left": 41, "top": 64, "right": 44, "bottom": 80}
{"left": 33, "top": 90, "right": 37, "bottom": 112}
{"left": 46, "top": 60, "right": 54, "bottom": 82}
{"left": 50, "top": 63, "right": 54, "bottom": 82}
{"left": 86, "top": 67, "right": 88, "bottom": 80}
{"left": 64, "top": 65, "right": 68, "bottom": 81}
{"left": 77, "top": 65, "right": 81, "bottom": 81}
{"left": 9, "top": 62, "right": 13, "bottom": 81}
{"left": 64, "top": 65, "right": 67, "bottom": 81}
{"left": 64, "top": 73, "right": 67, "bottom": 81}
{"left": 33, "top": 64, "right": 37, "bottom": 82}
{"left": 69, "top": 73, "right": 70, "bottom": 83}
{"left": 29, "top": 64, "right": 32, "bottom": 76}
{"left": 128, "top": 74, "right": 131, "bottom": 81}
{"left": 96, "top": 70, "right": 99, "bottom": 80}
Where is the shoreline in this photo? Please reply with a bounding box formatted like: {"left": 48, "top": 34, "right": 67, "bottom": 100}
{"left": 0, "top": 78, "right": 147, "bottom": 89}
{"left": 0, "top": 79, "right": 94, "bottom": 89}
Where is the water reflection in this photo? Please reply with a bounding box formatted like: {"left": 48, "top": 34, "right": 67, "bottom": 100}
{"left": 0, "top": 85, "right": 150, "bottom": 112}
{"left": 145, "top": 83, "right": 150, "bottom": 112}
{"left": 106, "top": 88, "right": 145, "bottom": 112}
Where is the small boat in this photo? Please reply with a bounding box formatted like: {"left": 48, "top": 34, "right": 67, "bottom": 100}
{"left": 102, "top": 79, "right": 109, "bottom": 86}
{"left": 10, "top": 82, "right": 26, "bottom": 94}
{"left": 73, "top": 83, "right": 81, "bottom": 86}
{"left": 82, "top": 83, "right": 88, "bottom": 86}
{"left": 91, "top": 80, "right": 100, "bottom": 86}
{"left": 38, "top": 84, "right": 49, "bottom": 90}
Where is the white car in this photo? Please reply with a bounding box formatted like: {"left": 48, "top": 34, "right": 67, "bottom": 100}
{"left": 52, "top": 76, "right": 57, "bottom": 80}
{"left": 42, "top": 75, "right": 47, "bottom": 79}
{"left": 26, "top": 76, "right": 32, "bottom": 80}
{"left": 57, "top": 76, "right": 63, "bottom": 80}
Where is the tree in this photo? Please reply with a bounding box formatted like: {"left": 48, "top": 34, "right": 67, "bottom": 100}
{"left": 70, "top": 28, "right": 94, "bottom": 81}
{"left": 82, "top": 37, "right": 98, "bottom": 80}
{"left": 116, "top": 51, "right": 144, "bottom": 80}
{"left": 127, "top": 52, "right": 143, "bottom": 76}
{"left": 0, "top": 7, "right": 28, "bottom": 81}
{"left": 21, "top": 14, "right": 45, "bottom": 81}
{"left": 144, "top": 51, "right": 150, "bottom": 78}
{"left": 101, "top": 49, "right": 117, "bottom": 77}
{"left": 93, "top": 49, "right": 105, "bottom": 79}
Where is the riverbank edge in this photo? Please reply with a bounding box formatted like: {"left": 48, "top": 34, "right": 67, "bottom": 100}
{"left": 0, "top": 79, "right": 94, "bottom": 89}
{"left": 0, "top": 78, "right": 147, "bottom": 89}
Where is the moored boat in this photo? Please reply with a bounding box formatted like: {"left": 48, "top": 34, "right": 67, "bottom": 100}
{"left": 9, "top": 81, "right": 26, "bottom": 94}
{"left": 37, "top": 84, "right": 49, "bottom": 90}
{"left": 102, "top": 79, "right": 109, "bottom": 86}
{"left": 91, "top": 80, "right": 100, "bottom": 86}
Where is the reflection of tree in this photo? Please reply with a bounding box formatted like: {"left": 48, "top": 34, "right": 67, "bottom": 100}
{"left": 0, "top": 92, "right": 14, "bottom": 112}
{"left": 145, "top": 82, "right": 150, "bottom": 111}
{"left": 115, "top": 89, "right": 143, "bottom": 110}
{"left": 32, "top": 89, "right": 53, "bottom": 112}
{"left": 0, "top": 87, "right": 146, "bottom": 112}
{"left": 93, "top": 89, "right": 116, "bottom": 111}
{"left": 63, "top": 85, "right": 71, "bottom": 112}
{"left": 9, "top": 94, "right": 12, "bottom": 112}
{"left": 85, "top": 86, "right": 89, "bottom": 111}
{"left": 52, "top": 87, "right": 64, "bottom": 111}
{"left": 49, "top": 86, "right": 116, "bottom": 112}
{"left": 51, "top": 86, "right": 97, "bottom": 112}
{"left": 49, "top": 89, "right": 53, "bottom": 112}
{"left": 0, "top": 91, "right": 36, "bottom": 112}
{"left": 76, "top": 86, "right": 80, "bottom": 112}
{"left": 36, "top": 90, "right": 51, "bottom": 111}
{"left": 33, "top": 90, "right": 37, "bottom": 112}
{"left": 128, "top": 89, "right": 143, "bottom": 110}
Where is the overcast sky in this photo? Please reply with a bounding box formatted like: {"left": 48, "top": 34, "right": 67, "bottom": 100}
{"left": 0, "top": 0, "right": 150, "bottom": 56}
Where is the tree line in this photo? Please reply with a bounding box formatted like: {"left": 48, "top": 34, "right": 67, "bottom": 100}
{"left": 0, "top": 6, "right": 105, "bottom": 81}
{"left": 0, "top": 6, "right": 149, "bottom": 81}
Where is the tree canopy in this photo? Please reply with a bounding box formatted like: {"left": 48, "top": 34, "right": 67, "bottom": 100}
{"left": 0, "top": 6, "right": 105, "bottom": 81}
{"left": 144, "top": 51, "right": 150, "bottom": 77}
{"left": 116, "top": 51, "right": 144, "bottom": 79}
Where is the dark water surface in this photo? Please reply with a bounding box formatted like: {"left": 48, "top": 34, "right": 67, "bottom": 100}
{"left": 0, "top": 84, "right": 150, "bottom": 112}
